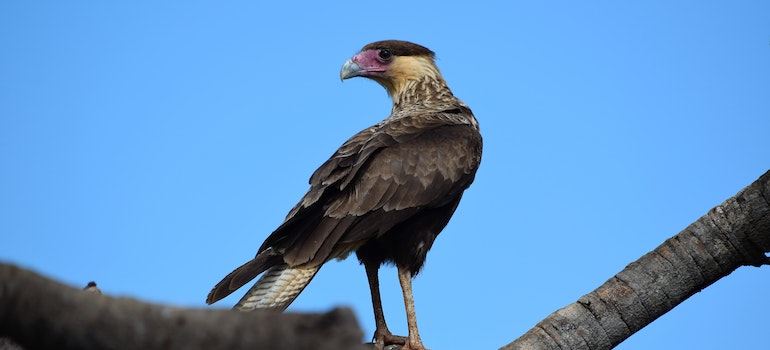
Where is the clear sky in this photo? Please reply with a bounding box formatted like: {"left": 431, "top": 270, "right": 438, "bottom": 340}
{"left": 1, "top": 2, "right": 769, "bottom": 349}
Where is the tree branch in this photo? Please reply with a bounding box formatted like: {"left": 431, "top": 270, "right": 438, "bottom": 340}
{"left": 503, "top": 170, "right": 770, "bottom": 349}
{"left": 3, "top": 171, "right": 769, "bottom": 350}
{"left": 0, "top": 264, "right": 364, "bottom": 350}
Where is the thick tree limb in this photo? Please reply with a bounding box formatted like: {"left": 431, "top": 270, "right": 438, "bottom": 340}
{"left": 3, "top": 171, "right": 769, "bottom": 350}
{"left": 502, "top": 170, "right": 770, "bottom": 350}
{"left": 0, "top": 264, "right": 364, "bottom": 350}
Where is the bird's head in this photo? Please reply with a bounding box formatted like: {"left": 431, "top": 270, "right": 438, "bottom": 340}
{"left": 340, "top": 40, "right": 442, "bottom": 97}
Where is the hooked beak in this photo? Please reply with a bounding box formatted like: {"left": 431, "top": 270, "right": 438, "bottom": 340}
{"left": 340, "top": 59, "right": 363, "bottom": 81}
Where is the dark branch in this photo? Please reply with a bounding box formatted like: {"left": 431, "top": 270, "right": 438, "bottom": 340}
{"left": 0, "top": 264, "right": 364, "bottom": 350}
{"left": 3, "top": 169, "right": 768, "bottom": 350}
{"left": 503, "top": 169, "right": 770, "bottom": 349}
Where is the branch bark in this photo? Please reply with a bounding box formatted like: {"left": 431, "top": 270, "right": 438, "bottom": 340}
{"left": 2, "top": 171, "right": 768, "bottom": 349}
{"left": 502, "top": 170, "right": 770, "bottom": 349}
{"left": 0, "top": 264, "right": 364, "bottom": 350}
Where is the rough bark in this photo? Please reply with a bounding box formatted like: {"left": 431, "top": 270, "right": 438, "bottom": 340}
{"left": 502, "top": 170, "right": 770, "bottom": 350}
{"left": 0, "top": 264, "right": 364, "bottom": 350}
{"left": 2, "top": 171, "right": 769, "bottom": 350}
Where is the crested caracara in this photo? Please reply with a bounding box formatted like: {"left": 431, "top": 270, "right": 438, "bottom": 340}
{"left": 207, "top": 40, "right": 482, "bottom": 350}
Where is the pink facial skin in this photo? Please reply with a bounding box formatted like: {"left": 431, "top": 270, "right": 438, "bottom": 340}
{"left": 340, "top": 48, "right": 394, "bottom": 81}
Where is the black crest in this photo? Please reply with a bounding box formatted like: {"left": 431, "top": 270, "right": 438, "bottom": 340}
{"left": 362, "top": 40, "right": 435, "bottom": 58}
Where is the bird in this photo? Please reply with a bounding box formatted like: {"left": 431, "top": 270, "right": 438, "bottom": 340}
{"left": 206, "top": 40, "right": 482, "bottom": 350}
{"left": 83, "top": 281, "right": 102, "bottom": 295}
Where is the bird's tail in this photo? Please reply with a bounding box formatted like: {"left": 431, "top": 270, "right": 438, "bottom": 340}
{"left": 234, "top": 264, "right": 321, "bottom": 311}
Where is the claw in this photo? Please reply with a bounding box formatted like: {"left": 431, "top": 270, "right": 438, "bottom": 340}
{"left": 372, "top": 328, "right": 406, "bottom": 349}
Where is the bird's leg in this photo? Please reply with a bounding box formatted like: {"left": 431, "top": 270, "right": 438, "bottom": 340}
{"left": 397, "top": 265, "right": 426, "bottom": 350}
{"left": 364, "top": 262, "right": 407, "bottom": 349}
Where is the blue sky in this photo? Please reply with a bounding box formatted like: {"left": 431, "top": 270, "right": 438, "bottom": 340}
{"left": 2, "top": 2, "right": 769, "bottom": 349}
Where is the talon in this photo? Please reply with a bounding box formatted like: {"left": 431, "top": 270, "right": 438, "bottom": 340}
{"left": 372, "top": 328, "right": 407, "bottom": 349}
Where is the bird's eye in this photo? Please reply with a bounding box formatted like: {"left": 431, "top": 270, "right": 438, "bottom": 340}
{"left": 378, "top": 49, "right": 393, "bottom": 60}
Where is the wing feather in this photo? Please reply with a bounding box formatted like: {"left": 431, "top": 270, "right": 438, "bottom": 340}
{"left": 327, "top": 123, "right": 480, "bottom": 217}
{"left": 257, "top": 110, "right": 481, "bottom": 269}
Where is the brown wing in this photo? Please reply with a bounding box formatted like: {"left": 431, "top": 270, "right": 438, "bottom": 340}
{"left": 207, "top": 111, "right": 481, "bottom": 304}
{"left": 206, "top": 126, "right": 376, "bottom": 304}
{"left": 271, "top": 112, "right": 481, "bottom": 265}
{"left": 328, "top": 123, "right": 481, "bottom": 246}
{"left": 327, "top": 123, "right": 480, "bottom": 216}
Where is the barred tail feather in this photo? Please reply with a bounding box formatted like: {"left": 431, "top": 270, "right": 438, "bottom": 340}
{"left": 234, "top": 264, "right": 320, "bottom": 311}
